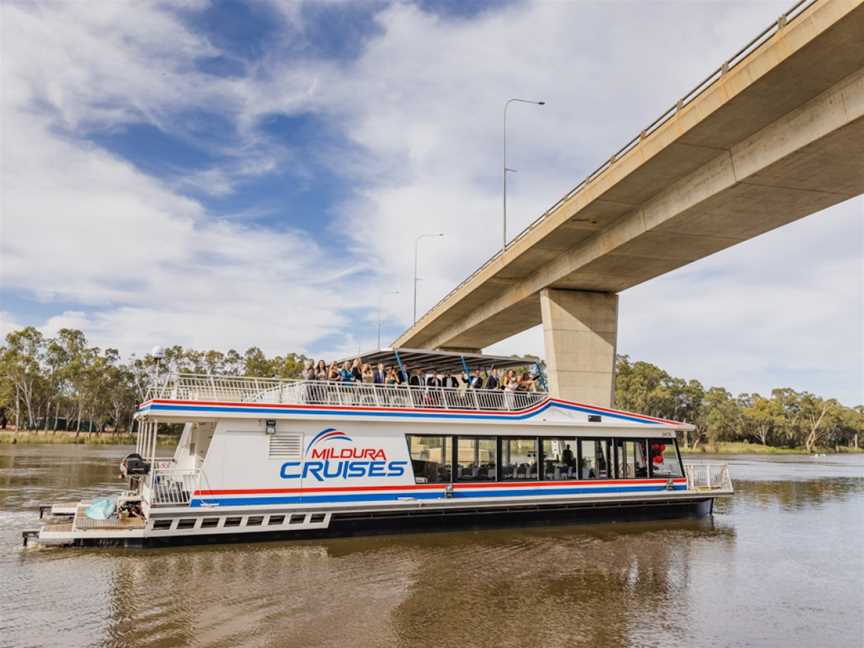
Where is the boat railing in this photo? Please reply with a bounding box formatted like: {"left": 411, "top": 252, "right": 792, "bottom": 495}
{"left": 684, "top": 462, "right": 733, "bottom": 492}
{"left": 146, "top": 374, "right": 548, "bottom": 412}
{"left": 144, "top": 468, "right": 199, "bottom": 506}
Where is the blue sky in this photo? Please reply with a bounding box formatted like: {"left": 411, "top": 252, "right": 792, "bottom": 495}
{"left": 1, "top": 0, "right": 861, "bottom": 404}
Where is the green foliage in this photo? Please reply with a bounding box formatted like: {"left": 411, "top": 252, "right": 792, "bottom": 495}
{"left": 0, "top": 327, "right": 311, "bottom": 434}
{"left": 614, "top": 356, "right": 863, "bottom": 451}
{"left": 1, "top": 327, "right": 861, "bottom": 452}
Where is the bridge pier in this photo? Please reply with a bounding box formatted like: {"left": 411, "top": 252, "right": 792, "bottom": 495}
{"left": 540, "top": 289, "right": 618, "bottom": 407}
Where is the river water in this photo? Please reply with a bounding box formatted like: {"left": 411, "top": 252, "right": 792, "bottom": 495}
{"left": 0, "top": 445, "right": 861, "bottom": 648}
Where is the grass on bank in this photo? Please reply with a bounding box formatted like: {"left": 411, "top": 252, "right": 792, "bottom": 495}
{"left": 0, "top": 429, "right": 175, "bottom": 446}
{"left": 2, "top": 430, "right": 860, "bottom": 453}
{"left": 680, "top": 441, "right": 863, "bottom": 455}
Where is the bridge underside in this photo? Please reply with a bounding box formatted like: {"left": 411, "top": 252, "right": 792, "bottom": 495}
{"left": 396, "top": 1, "right": 864, "bottom": 406}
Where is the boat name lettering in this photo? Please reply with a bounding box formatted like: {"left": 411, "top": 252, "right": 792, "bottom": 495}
{"left": 279, "top": 460, "right": 407, "bottom": 481}
{"left": 309, "top": 447, "right": 387, "bottom": 460}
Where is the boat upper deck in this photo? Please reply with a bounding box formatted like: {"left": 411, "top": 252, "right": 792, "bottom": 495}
{"left": 146, "top": 374, "right": 549, "bottom": 412}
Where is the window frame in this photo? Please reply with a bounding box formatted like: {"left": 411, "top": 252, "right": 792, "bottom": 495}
{"left": 405, "top": 434, "right": 453, "bottom": 484}
{"left": 500, "top": 436, "right": 540, "bottom": 481}
{"left": 453, "top": 435, "right": 498, "bottom": 483}
{"left": 539, "top": 437, "right": 581, "bottom": 481}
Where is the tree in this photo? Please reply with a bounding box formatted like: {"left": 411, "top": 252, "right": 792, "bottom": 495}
{"left": 1, "top": 327, "right": 45, "bottom": 429}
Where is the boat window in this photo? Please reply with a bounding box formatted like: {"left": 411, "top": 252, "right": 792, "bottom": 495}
{"left": 407, "top": 435, "right": 452, "bottom": 484}
{"left": 613, "top": 439, "right": 648, "bottom": 479}
{"left": 456, "top": 437, "right": 497, "bottom": 481}
{"left": 541, "top": 438, "right": 580, "bottom": 480}
{"left": 580, "top": 440, "right": 609, "bottom": 480}
{"left": 501, "top": 438, "right": 538, "bottom": 480}
{"left": 649, "top": 439, "right": 684, "bottom": 478}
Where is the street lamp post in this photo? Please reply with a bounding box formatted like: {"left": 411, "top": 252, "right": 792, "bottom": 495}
{"left": 413, "top": 233, "right": 444, "bottom": 324}
{"left": 503, "top": 98, "right": 545, "bottom": 249}
{"left": 377, "top": 289, "right": 400, "bottom": 349}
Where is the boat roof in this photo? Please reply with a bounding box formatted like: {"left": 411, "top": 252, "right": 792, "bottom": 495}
{"left": 336, "top": 347, "right": 540, "bottom": 374}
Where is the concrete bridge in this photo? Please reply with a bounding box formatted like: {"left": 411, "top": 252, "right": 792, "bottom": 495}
{"left": 394, "top": 0, "right": 864, "bottom": 406}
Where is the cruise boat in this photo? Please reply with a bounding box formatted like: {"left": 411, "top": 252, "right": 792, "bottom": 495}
{"left": 25, "top": 349, "right": 733, "bottom": 547}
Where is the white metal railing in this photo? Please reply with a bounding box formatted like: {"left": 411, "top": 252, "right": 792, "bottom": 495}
{"left": 684, "top": 463, "right": 733, "bottom": 492}
{"left": 146, "top": 469, "right": 200, "bottom": 506}
{"left": 146, "top": 374, "right": 548, "bottom": 412}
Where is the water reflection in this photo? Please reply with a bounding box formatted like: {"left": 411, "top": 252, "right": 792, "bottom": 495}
{"left": 1, "top": 446, "right": 861, "bottom": 648}
{"left": 87, "top": 518, "right": 735, "bottom": 648}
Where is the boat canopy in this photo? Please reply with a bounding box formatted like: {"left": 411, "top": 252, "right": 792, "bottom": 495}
{"left": 337, "top": 347, "right": 541, "bottom": 374}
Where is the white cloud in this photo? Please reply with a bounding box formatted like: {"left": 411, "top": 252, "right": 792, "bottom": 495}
{"left": 0, "top": 0, "right": 370, "bottom": 357}
{"left": 1, "top": 0, "right": 860, "bottom": 404}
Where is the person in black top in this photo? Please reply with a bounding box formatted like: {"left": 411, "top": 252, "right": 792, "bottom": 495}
{"left": 562, "top": 444, "right": 575, "bottom": 469}
{"left": 486, "top": 369, "right": 499, "bottom": 390}
{"left": 373, "top": 362, "right": 386, "bottom": 384}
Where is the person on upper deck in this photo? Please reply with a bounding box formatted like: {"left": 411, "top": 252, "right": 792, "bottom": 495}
{"left": 351, "top": 358, "right": 362, "bottom": 382}
{"left": 327, "top": 362, "right": 339, "bottom": 382}
{"left": 302, "top": 360, "right": 315, "bottom": 381}
{"left": 467, "top": 369, "right": 484, "bottom": 389}
{"left": 373, "top": 362, "right": 386, "bottom": 384}
{"left": 486, "top": 369, "right": 499, "bottom": 390}
{"left": 409, "top": 370, "right": 422, "bottom": 387}
{"left": 340, "top": 361, "right": 353, "bottom": 383}
{"left": 504, "top": 370, "right": 519, "bottom": 391}
{"left": 385, "top": 367, "right": 398, "bottom": 385}
{"left": 361, "top": 364, "right": 374, "bottom": 383}
{"left": 315, "top": 360, "right": 327, "bottom": 381}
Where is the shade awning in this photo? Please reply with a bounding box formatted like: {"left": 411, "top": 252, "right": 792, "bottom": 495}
{"left": 335, "top": 347, "right": 540, "bottom": 374}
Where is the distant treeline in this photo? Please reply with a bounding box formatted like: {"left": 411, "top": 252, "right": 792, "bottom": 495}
{"left": 615, "top": 356, "right": 862, "bottom": 452}
{"left": 1, "top": 327, "right": 861, "bottom": 451}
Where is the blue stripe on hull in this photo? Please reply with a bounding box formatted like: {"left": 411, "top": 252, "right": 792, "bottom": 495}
{"left": 190, "top": 484, "right": 687, "bottom": 507}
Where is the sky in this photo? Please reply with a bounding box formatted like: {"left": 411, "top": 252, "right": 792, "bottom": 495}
{"left": 0, "top": 0, "right": 861, "bottom": 405}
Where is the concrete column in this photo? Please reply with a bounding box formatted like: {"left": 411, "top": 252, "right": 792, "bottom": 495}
{"left": 540, "top": 289, "right": 618, "bottom": 407}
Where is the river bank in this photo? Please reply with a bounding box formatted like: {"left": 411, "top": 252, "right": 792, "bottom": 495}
{"left": 1, "top": 429, "right": 859, "bottom": 454}
{"left": 680, "top": 441, "right": 862, "bottom": 455}
{"left": 0, "top": 429, "right": 174, "bottom": 446}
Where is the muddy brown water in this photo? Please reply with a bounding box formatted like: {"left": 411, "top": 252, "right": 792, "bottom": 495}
{"left": 1, "top": 445, "right": 862, "bottom": 648}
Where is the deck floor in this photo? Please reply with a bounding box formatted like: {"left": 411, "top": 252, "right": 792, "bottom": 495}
{"left": 73, "top": 507, "right": 146, "bottom": 531}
